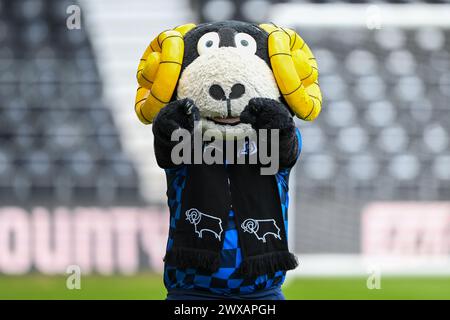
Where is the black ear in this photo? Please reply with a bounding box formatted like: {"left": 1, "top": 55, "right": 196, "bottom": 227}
{"left": 181, "top": 23, "right": 211, "bottom": 70}
{"left": 251, "top": 24, "right": 270, "bottom": 66}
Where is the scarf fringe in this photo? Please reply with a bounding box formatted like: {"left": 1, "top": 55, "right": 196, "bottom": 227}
{"left": 164, "top": 247, "right": 220, "bottom": 272}
{"left": 239, "top": 251, "right": 298, "bottom": 276}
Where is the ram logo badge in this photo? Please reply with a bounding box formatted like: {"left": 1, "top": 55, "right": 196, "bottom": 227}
{"left": 185, "top": 208, "right": 223, "bottom": 240}
{"left": 241, "top": 219, "right": 281, "bottom": 243}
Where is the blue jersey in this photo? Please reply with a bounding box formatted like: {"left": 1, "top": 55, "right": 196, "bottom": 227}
{"left": 163, "top": 129, "right": 301, "bottom": 295}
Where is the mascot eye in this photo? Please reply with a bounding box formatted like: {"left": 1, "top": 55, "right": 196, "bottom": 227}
{"left": 197, "top": 32, "right": 220, "bottom": 55}
{"left": 235, "top": 33, "right": 257, "bottom": 54}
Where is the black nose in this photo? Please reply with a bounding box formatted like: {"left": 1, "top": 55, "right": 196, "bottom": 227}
{"left": 209, "top": 84, "right": 226, "bottom": 101}
{"left": 229, "top": 83, "right": 245, "bottom": 100}
{"left": 209, "top": 83, "right": 246, "bottom": 101}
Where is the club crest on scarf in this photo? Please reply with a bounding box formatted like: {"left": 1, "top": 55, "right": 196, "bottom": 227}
{"left": 241, "top": 218, "right": 281, "bottom": 243}
{"left": 186, "top": 208, "right": 223, "bottom": 240}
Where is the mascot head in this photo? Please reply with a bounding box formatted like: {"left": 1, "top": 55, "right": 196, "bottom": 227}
{"left": 135, "top": 21, "right": 322, "bottom": 138}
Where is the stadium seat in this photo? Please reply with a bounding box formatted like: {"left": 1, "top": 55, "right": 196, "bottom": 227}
{"left": 285, "top": 24, "right": 450, "bottom": 252}
{"left": 0, "top": 0, "right": 142, "bottom": 205}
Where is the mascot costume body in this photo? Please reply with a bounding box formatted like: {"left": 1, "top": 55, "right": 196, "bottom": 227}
{"left": 134, "top": 21, "right": 322, "bottom": 300}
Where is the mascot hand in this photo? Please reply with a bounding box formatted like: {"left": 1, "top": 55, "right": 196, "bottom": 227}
{"left": 153, "top": 98, "right": 200, "bottom": 140}
{"left": 240, "top": 98, "right": 294, "bottom": 131}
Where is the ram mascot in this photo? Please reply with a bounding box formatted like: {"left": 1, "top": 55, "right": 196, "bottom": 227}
{"left": 134, "top": 21, "right": 322, "bottom": 300}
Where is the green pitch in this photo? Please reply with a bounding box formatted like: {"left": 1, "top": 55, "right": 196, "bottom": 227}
{"left": 1, "top": 274, "right": 449, "bottom": 300}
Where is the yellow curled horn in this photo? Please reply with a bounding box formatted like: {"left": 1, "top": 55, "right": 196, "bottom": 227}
{"left": 134, "top": 23, "right": 196, "bottom": 124}
{"left": 259, "top": 24, "right": 322, "bottom": 121}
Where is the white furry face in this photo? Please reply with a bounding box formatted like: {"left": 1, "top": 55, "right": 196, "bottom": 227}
{"left": 177, "top": 46, "right": 280, "bottom": 139}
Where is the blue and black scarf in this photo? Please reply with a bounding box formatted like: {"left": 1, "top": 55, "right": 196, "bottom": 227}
{"left": 164, "top": 142, "right": 298, "bottom": 276}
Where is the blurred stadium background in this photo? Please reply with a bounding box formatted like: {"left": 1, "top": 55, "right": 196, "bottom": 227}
{"left": 0, "top": 0, "right": 449, "bottom": 299}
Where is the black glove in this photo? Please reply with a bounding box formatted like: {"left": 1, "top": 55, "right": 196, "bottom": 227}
{"left": 152, "top": 98, "right": 200, "bottom": 142}
{"left": 240, "top": 98, "right": 299, "bottom": 169}
{"left": 240, "top": 98, "right": 294, "bottom": 131}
